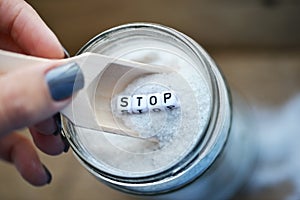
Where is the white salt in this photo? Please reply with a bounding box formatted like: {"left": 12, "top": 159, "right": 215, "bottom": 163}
{"left": 75, "top": 48, "right": 212, "bottom": 177}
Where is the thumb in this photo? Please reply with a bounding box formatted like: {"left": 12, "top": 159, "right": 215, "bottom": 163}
{"left": 0, "top": 62, "right": 84, "bottom": 136}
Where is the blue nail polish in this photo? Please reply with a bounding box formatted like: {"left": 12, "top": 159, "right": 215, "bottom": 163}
{"left": 52, "top": 113, "right": 61, "bottom": 136}
{"left": 46, "top": 62, "right": 84, "bottom": 101}
{"left": 63, "top": 47, "right": 70, "bottom": 58}
{"left": 42, "top": 165, "right": 52, "bottom": 184}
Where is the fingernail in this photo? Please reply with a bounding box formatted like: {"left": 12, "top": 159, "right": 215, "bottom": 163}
{"left": 63, "top": 141, "right": 70, "bottom": 153}
{"left": 52, "top": 113, "right": 61, "bottom": 136}
{"left": 46, "top": 62, "right": 84, "bottom": 101}
{"left": 42, "top": 165, "right": 52, "bottom": 184}
{"left": 61, "top": 133, "right": 70, "bottom": 153}
{"left": 63, "top": 47, "right": 70, "bottom": 58}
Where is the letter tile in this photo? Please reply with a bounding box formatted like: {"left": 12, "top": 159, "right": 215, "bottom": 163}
{"left": 117, "top": 95, "right": 132, "bottom": 114}
{"left": 162, "top": 91, "right": 180, "bottom": 110}
{"left": 147, "top": 93, "right": 162, "bottom": 112}
{"left": 132, "top": 94, "right": 148, "bottom": 114}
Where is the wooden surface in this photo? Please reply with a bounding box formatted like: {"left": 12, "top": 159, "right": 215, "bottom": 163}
{"left": 26, "top": 0, "right": 300, "bottom": 55}
{"left": 1, "top": 1, "right": 300, "bottom": 199}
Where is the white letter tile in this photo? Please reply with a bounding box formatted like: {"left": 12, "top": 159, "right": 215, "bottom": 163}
{"left": 117, "top": 95, "right": 132, "bottom": 114}
{"left": 132, "top": 94, "right": 148, "bottom": 114}
{"left": 162, "top": 91, "right": 180, "bottom": 110}
{"left": 147, "top": 93, "right": 162, "bottom": 112}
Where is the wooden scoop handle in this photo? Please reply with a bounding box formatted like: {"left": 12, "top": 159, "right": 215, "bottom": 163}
{"left": 0, "top": 49, "right": 167, "bottom": 141}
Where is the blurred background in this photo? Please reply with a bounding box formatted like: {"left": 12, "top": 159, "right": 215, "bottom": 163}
{"left": 1, "top": 0, "right": 300, "bottom": 199}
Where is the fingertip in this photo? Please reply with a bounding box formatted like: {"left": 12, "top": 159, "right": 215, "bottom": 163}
{"left": 21, "top": 163, "right": 52, "bottom": 187}
{"left": 33, "top": 113, "right": 62, "bottom": 136}
{"left": 30, "top": 128, "right": 66, "bottom": 156}
{"left": 32, "top": 117, "right": 57, "bottom": 136}
{"left": 9, "top": 135, "right": 50, "bottom": 186}
{"left": 4, "top": 0, "right": 65, "bottom": 58}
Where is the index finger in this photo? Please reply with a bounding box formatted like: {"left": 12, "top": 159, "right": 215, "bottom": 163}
{"left": 0, "top": 0, "right": 64, "bottom": 58}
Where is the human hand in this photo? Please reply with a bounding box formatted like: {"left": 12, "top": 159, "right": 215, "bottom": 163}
{"left": 0, "top": 0, "right": 84, "bottom": 186}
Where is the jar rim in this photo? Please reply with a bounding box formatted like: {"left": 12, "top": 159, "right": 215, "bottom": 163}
{"left": 63, "top": 22, "right": 231, "bottom": 194}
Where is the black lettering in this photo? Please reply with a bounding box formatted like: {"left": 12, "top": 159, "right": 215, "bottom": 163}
{"left": 163, "top": 92, "right": 171, "bottom": 103}
{"left": 136, "top": 96, "right": 143, "bottom": 106}
{"left": 120, "top": 97, "right": 129, "bottom": 107}
{"left": 149, "top": 96, "right": 157, "bottom": 105}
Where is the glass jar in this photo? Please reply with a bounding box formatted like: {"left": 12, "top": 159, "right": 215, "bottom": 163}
{"left": 62, "top": 23, "right": 256, "bottom": 200}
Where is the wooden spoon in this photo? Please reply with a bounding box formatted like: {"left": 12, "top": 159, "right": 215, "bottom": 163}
{"left": 0, "top": 49, "right": 173, "bottom": 139}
